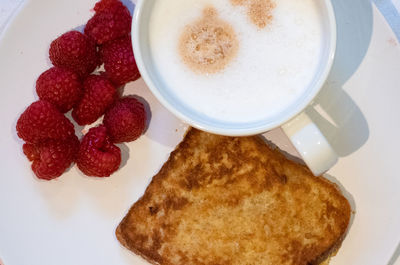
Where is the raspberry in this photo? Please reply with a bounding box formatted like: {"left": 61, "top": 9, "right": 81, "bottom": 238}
{"left": 103, "top": 97, "right": 147, "bottom": 143}
{"left": 23, "top": 136, "right": 80, "bottom": 180}
{"left": 85, "top": 0, "right": 132, "bottom": 45}
{"left": 72, "top": 75, "right": 117, "bottom": 125}
{"left": 17, "top": 100, "right": 75, "bottom": 144}
{"left": 93, "top": 0, "right": 126, "bottom": 12}
{"left": 36, "top": 67, "right": 83, "bottom": 113}
{"left": 102, "top": 36, "right": 140, "bottom": 86}
{"left": 49, "top": 31, "right": 98, "bottom": 78}
{"left": 77, "top": 125, "right": 121, "bottom": 177}
{"left": 23, "top": 143, "right": 40, "bottom": 161}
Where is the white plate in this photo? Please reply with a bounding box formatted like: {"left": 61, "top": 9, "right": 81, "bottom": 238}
{"left": 0, "top": 0, "right": 400, "bottom": 264}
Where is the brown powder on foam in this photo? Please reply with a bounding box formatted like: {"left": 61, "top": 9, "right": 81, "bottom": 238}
{"left": 231, "top": 0, "right": 276, "bottom": 29}
{"left": 178, "top": 7, "right": 239, "bottom": 74}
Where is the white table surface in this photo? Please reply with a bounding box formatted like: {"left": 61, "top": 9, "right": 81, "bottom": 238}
{"left": 0, "top": 0, "right": 399, "bottom": 264}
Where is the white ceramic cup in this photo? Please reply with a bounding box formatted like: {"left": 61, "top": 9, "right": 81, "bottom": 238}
{"left": 132, "top": 0, "right": 338, "bottom": 176}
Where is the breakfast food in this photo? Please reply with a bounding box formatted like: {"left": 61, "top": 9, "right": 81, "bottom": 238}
{"left": 149, "top": 0, "right": 324, "bottom": 123}
{"left": 116, "top": 128, "right": 351, "bottom": 265}
{"left": 36, "top": 67, "right": 83, "bottom": 113}
{"left": 101, "top": 36, "right": 141, "bottom": 85}
{"left": 178, "top": 7, "right": 239, "bottom": 74}
{"left": 16, "top": 0, "right": 148, "bottom": 180}
{"left": 49, "top": 31, "right": 98, "bottom": 78}
{"left": 76, "top": 125, "right": 121, "bottom": 177}
{"left": 16, "top": 100, "right": 76, "bottom": 144}
{"left": 23, "top": 136, "right": 80, "bottom": 180}
{"left": 72, "top": 75, "right": 117, "bottom": 126}
{"left": 103, "top": 97, "right": 146, "bottom": 143}
{"left": 85, "top": 0, "right": 132, "bottom": 44}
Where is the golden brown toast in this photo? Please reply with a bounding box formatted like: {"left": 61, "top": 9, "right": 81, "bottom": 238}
{"left": 116, "top": 128, "right": 351, "bottom": 265}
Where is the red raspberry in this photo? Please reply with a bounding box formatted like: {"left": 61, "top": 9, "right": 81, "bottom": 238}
{"left": 103, "top": 97, "right": 147, "bottom": 143}
{"left": 23, "top": 143, "right": 40, "bottom": 161}
{"left": 85, "top": 0, "right": 132, "bottom": 45}
{"left": 17, "top": 100, "right": 75, "bottom": 144}
{"left": 93, "top": 0, "right": 126, "bottom": 12}
{"left": 49, "top": 31, "right": 98, "bottom": 78}
{"left": 77, "top": 125, "right": 121, "bottom": 177}
{"left": 72, "top": 75, "right": 117, "bottom": 125}
{"left": 102, "top": 36, "right": 140, "bottom": 86}
{"left": 36, "top": 67, "right": 83, "bottom": 113}
{"left": 22, "top": 136, "right": 80, "bottom": 180}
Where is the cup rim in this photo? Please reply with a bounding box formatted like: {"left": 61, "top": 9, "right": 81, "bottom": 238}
{"left": 132, "top": 0, "right": 337, "bottom": 136}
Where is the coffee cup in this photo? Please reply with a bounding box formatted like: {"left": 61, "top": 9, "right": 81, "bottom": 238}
{"left": 131, "top": 0, "right": 338, "bottom": 176}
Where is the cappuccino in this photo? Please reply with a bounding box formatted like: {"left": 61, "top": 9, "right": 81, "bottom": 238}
{"left": 149, "top": 0, "right": 324, "bottom": 123}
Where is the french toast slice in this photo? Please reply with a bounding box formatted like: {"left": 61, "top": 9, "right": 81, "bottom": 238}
{"left": 116, "top": 128, "right": 351, "bottom": 265}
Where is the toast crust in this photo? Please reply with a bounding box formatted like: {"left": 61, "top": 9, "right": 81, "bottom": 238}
{"left": 117, "top": 128, "right": 351, "bottom": 265}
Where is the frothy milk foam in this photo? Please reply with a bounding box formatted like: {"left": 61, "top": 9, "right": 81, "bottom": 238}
{"left": 149, "top": 0, "right": 324, "bottom": 123}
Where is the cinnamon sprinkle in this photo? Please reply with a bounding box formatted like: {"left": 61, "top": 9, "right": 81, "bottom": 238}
{"left": 231, "top": 0, "right": 276, "bottom": 29}
{"left": 178, "top": 7, "right": 239, "bottom": 74}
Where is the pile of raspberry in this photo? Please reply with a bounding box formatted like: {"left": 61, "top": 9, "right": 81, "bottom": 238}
{"left": 16, "top": 0, "right": 149, "bottom": 180}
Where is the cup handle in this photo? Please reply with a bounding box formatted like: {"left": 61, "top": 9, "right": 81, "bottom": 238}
{"left": 281, "top": 112, "right": 338, "bottom": 176}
